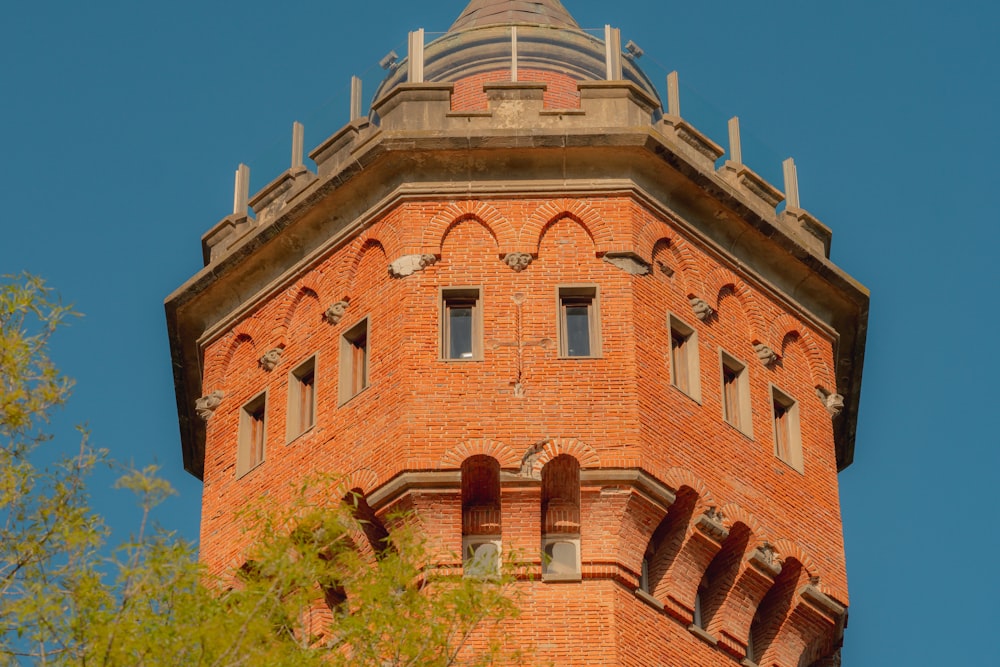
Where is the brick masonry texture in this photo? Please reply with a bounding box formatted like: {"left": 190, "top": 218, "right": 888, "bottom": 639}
{"left": 198, "top": 194, "right": 846, "bottom": 666}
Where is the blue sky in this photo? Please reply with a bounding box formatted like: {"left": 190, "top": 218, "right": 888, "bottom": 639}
{"left": 1, "top": 1, "right": 997, "bottom": 664}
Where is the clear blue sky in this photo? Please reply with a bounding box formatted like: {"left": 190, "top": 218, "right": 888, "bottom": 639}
{"left": 2, "top": 1, "right": 997, "bottom": 664}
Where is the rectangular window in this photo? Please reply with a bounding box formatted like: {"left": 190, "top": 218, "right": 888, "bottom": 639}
{"left": 771, "top": 386, "right": 803, "bottom": 472}
{"left": 287, "top": 355, "right": 317, "bottom": 442}
{"left": 668, "top": 315, "right": 700, "bottom": 401}
{"left": 463, "top": 537, "right": 501, "bottom": 577}
{"left": 237, "top": 392, "right": 267, "bottom": 477}
{"left": 441, "top": 288, "right": 482, "bottom": 360}
{"left": 720, "top": 351, "right": 752, "bottom": 437}
{"left": 339, "top": 317, "right": 369, "bottom": 404}
{"left": 558, "top": 285, "right": 600, "bottom": 358}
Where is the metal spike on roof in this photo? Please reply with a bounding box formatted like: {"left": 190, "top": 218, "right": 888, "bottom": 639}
{"left": 450, "top": 0, "right": 580, "bottom": 31}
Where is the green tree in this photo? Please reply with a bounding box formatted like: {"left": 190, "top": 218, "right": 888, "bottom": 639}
{"left": 0, "top": 274, "right": 518, "bottom": 666}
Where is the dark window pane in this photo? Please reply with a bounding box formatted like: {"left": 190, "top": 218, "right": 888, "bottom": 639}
{"left": 565, "top": 305, "right": 590, "bottom": 356}
{"left": 449, "top": 306, "right": 474, "bottom": 359}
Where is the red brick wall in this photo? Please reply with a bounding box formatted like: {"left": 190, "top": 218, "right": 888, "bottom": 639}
{"left": 451, "top": 68, "right": 582, "bottom": 111}
{"left": 197, "top": 194, "right": 846, "bottom": 665}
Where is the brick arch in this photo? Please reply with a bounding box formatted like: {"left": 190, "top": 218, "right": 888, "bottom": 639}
{"left": 273, "top": 285, "right": 321, "bottom": 346}
{"left": 668, "top": 237, "right": 705, "bottom": 298}
{"left": 335, "top": 467, "right": 381, "bottom": 498}
{"left": 204, "top": 330, "right": 256, "bottom": 391}
{"left": 717, "top": 504, "right": 771, "bottom": 544}
{"left": 704, "top": 268, "right": 769, "bottom": 341}
{"left": 334, "top": 236, "right": 388, "bottom": 298}
{"left": 771, "top": 314, "right": 834, "bottom": 388}
{"left": 770, "top": 538, "right": 823, "bottom": 587}
{"left": 440, "top": 214, "right": 501, "bottom": 255}
{"left": 658, "top": 466, "right": 717, "bottom": 515}
{"left": 440, "top": 438, "right": 520, "bottom": 470}
{"left": 523, "top": 199, "right": 613, "bottom": 254}
{"left": 367, "top": 217, "right": 404, "bottom": 263}
{"left": 635, "top": 216, "right": 673, "bottom": 261}
{"left": 530, "top": 438, "right": 600, "bottom": 476}
{"left": 420, "top": 201, "right": 516, "bottom": 255}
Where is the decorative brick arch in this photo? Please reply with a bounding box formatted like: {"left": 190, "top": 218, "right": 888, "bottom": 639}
{"left": 704, "top": 268, "right": 769, "bottom": 342}
{"left": 658, "top": 466, "right": 717, "bottom": 515}
{"left": 770, "top": 538, "right": 823, "bottom": 587}
{"left": 273, "top": 285, "right": 321, "bottom": 347}
{"left": 530, "top": 438, "right": 600, "bottom": 476}
{"left": 523, "top": 199, "right": 614, "bottom": 254}
{"left": 771, "top": 314, "right": 834, "bottom": 388}
{"left": 367, "top": 217, "right": 404, "bottom": 263}
{"left": 334, "top": 236, "right": 388, "bottom": 298}
{"left": 204, "top": 330, "right": 255, "bottom": 391}
{"left": 335, "top": 467, "right": 381, "bottom": 498}
{"left": 717, "top": 504, "right": 771, "bottom": 544}
{"left": 440, "top": 438, "right": 520, "bottom": 470}
{"left": 668, "top": 237, "right": 705, "bottom": 298}
{"left": 420, "top": 201, "right": 515, "bottom": 256}
{"left": 635, "top": 216, "right": 673, "bottom": 261}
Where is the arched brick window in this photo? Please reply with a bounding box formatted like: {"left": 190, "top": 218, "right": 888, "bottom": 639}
{"left": 541, "top": 454, "right": 581, "bottom": 579}
{"left": 642, "top": 487, "right": 697, "bottom": 599}
{"left": 749, "top": 558, "right": 803, "bottom": 663}
{"left": 461, "top": 456, "right": 501, "bottom": 575}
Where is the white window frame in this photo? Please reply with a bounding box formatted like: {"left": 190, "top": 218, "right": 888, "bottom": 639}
{"left": 668, "top": 313, "right": 701, "bottom": 402}
{"left": 462, "top": 536, "right": 502, "bottom": 577}
{"left": 541, "top": 535, "right": 582, "bottom": 581}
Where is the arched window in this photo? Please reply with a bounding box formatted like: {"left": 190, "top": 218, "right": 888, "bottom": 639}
{"left": 541, "top": 455, "right": 581, "bottom": 579}
{"left": 461, "top": 456, "right": 501, "bottom": 575}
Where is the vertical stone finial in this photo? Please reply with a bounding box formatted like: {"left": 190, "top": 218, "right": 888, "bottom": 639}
{"left": 350, "top": 76, "right": 363, "bottom": 121}
{"left": 408, "top": 29, "right": 425, "bottom": 83}
{"left": 233, "top": 164, "right": 250, "bottom": 216}
{"left": 510, "top": 26, "right": 519, "bottom": 82}
{"left": 666, "top": 71, "right": 681, "bottom": 117}
{"left": 783, "top": 157, "right": 800, "bottom": 209}
{"left": 291, "top": 121, "right": 304, "bottom": 169}
{"left": 604, "top": 26, "right": 622, "bottom": 80}
{"left": 728, "top": 116, "right": 743, "bottom": 166}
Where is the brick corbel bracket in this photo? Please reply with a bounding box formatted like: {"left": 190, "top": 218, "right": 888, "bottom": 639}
{"left": 389, "top": 254, "right": 437, "bottom": 278}
{"left": 711, "top": 543, "right": 783, "bottom": 659}
{"left": 759, "top": 584, "right": 846, "bottom": 667}
{"left": 194, "top": 390, "right": 224, "bottom": 421}
{"left": 660, "top": 509, "right": 730, "bottom": 625}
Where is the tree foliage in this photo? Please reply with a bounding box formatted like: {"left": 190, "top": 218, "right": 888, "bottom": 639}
{"left": 0, "top": 274, "right": 518, "bottom": 666}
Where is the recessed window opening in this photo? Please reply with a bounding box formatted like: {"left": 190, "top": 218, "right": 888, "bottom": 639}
{"left": 237, "top": 391, "right": 267, "bottom": 477}
{"left": 720, "top": 351, "right": 752, "bottom": 437}
{"left": 340, "top": 317, "right": 369, "bottom": 404}
{"left": 461, "top": 456, "right": 501, "bottom": 576}
{"left": 287, "top": 356, "right": 317, "bottom": 441}
{"left": 541, "top": 454, "right": 581, "bottom": 578}
{"left": 441, "top": 288, "right": 482, "bottom": 360}
{"left": 668, "top": 315, "right": 700, "bottom": 401}
{"left": 558, "top": 286, "right": 600, "bottom": 358}
{"left": 771, "top": 385, "right": 803, "bottom": 472}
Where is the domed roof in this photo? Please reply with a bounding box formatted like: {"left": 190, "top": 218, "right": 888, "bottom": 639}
{"left": 451, "top": 0, "right": 579, "bottom": 31}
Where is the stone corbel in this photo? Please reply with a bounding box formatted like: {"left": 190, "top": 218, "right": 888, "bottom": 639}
{"left": 696, "top": 507, "right": 728, "bottom": 542}
{"left": 503, "top": 253, "right": 532, "bottom": 272}
{"left": 388, "top": 254, "right": 437, "bottom": 278}
{"left": 195, "top": 390, "right": 224, "bottom": 421}
{"left": 815, "top": 387, "right": 845, "bottom": 417}
{"left": 689, "top": 296, "right": 714, "bottom": 321}
{"left": 323, "top": 300, "right": 350, "bottom": 325}
{"left": 602, "top": 252, "right": 651, "bottom": 275}
{"left": 752, "top": 342, "right": 778, "bottom": 367}
{"left": 749, "top": 542, "right": 782, "bottom": 579}
{"left": 259, "top": 348, "right": 283, "bottom": 372}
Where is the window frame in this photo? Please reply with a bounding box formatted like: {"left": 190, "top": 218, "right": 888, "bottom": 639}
{"left": 237, "top": 390, "right": 267, "bottom": 478}
{"left": 286, "top": 354, "right": 318, "bottom": 443}
{"left": 339, "top": 316, "right": 370, "bottom": 405}
{"left": 440, "top": 287, "right": 483, "bottom": 361}
{"left": 719, "top": 350, "right": 753, "bottom": 438}
{"left": 462, "top": 536, "right": 502, "bottom": 577}
{"left": 557, "top": 284, "right": 601, "bottom": 359}
{"left": 770, "top": 384, "right": 803, "bottom": 473}
{"left": 668, "top": 313, "right": 701, "bottom": 402}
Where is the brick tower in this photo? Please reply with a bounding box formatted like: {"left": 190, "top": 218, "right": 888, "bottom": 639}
{"left": 166, "top": 1, "right": 868, "bottom": 665}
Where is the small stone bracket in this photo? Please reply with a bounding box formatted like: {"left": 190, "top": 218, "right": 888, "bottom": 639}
{"left": 815, "top": 387, "right": 845, "bottom": 417}
{"left": 800, "top": 584, "right": 846, "bottom": 620}
{"left": 602, "top": 252, "right": 651, "bottom": 275}
{"left": 689, "top": 296, "right": 714, "bottom": 321}
{"left": 389, "top": 254, "right": 437, "bottom": 278}
{"left": 195, "top": 390, "right": 224, "bottom": 421}
{"left": 752, "top": 342, "right": 778, "bottom": 367}
{"left": 695, "top": 509, "right": 729, "bottom": 543}
{"left": 324, "top": 300, "right": 350, "bottom": 325}
{"left": 518, "top": 440, "right": 548, "bottom": 479}
{"left": 749, "top": 542, "right": 782, "bottom": 578}
{"left": 259, "top": 348, "right": 283, "bottom": 372}
{"left": 503, "top": 252, "right": 533, "bottom": 272}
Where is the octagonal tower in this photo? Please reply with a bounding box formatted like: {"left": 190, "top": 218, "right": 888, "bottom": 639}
{"left": 166, "top": 1, "right": 868, "bottom": 664}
